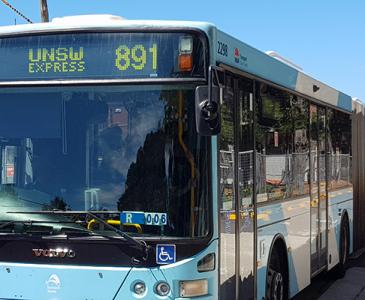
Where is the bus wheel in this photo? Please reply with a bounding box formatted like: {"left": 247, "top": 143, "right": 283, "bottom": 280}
{"left": 333, "top": 216, "right": 349, "bottom": 278}
{"left": 266, "top": 247, "right": 288, "bottom": 300}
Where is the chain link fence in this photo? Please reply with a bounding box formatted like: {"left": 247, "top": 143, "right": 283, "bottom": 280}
{"left": 220, "top": 150, "right": 351, "bottom": 202}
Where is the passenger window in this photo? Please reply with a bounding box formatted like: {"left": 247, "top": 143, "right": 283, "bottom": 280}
{"left": 256, "top": 84, "right": 309, "bottom": 202}
{"left": 219, "top": 76, "right": 236, "bottom": 299}
{"left": 327, "top": 109, "right": 352, "bottom": 190}
{"left": 292, "top": 97, "right": 310, "bottom": 196}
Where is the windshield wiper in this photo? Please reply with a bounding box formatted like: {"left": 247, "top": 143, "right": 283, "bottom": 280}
{"left": 0, "top": 219, "right": 86, "bottom": 230}
{"left": 0, "top": 219, "right": 91, "bottom": 236}
{"left": 6, "top": 210, "right": 150, "bottom": 262}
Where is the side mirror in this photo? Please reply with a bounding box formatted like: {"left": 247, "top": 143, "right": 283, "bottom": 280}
{"left": 195, "top": 86, "right": 220, "bottom": 135}
{"left": 195, "top": 66, "right": 225, "bottom": 136}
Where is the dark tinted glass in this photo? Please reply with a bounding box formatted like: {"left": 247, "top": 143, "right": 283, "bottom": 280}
{"left": 0, "top": 32, "right": 205, "bottom": 81}
{"left": 292, "top": 97, "right": 310, "bottom": 196}
{"left": 219, "top": 75, "right": 236, "bottom": 299}
{"left": 0, "top": 85, "right": 210, "bottom": 238}
{"left": 256, "top": 84, "right": 309, "bottom": 202}
{"left": 327, "top": 109, "right": 352, "bottom": 189}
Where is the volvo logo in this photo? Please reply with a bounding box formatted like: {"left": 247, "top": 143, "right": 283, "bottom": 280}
{"left": 46, "top": 274, "right": 61, "bottom": 293}
{"left": 32, "top": 248, "right": 76, "bottom": 258}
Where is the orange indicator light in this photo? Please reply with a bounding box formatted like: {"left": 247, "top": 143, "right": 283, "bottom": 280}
{"left": 178, "top": 54, "right": 193, "bottom": 71}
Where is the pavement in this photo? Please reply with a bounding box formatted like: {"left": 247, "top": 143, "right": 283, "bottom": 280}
{"left": 319, "top": 250, "right": 365, "bottom": 300}
{"left": 319, "top": 268, "right": 365, "bottom": 299}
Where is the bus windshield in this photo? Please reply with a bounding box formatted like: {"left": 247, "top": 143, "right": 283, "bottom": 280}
{"left": 0, "top": 84, "right": 210, "bottom": 238}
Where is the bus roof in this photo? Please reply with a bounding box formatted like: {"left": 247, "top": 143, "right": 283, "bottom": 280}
{"left": 0, "top": 15, "right": 214, "bottom": 35}
{"left": 0, "top": 15, "right": 352, "bottom": 112}
{"left": 215, "top": 29, "right": 352, "bottom": 112}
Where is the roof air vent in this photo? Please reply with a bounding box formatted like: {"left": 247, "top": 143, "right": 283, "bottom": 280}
{"left": 52, "top": 15, "right": 125, "bottom": 25}
{"left": 266, "top": 51, "right": 302, "bottom": 71}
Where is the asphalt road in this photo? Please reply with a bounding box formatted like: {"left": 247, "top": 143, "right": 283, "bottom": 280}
{"left": 292, "top": 249, "right": 365, "bottom": 300}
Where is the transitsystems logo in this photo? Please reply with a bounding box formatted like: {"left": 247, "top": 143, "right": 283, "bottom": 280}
{"left": 234, "top": 48, "right": 240, "bottom": 63}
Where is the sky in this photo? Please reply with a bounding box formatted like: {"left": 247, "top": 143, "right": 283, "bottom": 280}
{"left": 0, "top": 0, "right": 364, "bottom": 100}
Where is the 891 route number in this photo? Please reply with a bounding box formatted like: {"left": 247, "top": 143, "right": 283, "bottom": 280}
{"left": 218, "top": 41, "right": 228, "bottom": 56}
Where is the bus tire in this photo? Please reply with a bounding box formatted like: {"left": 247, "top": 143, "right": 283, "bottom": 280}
{"left": 333, "top": 215, "right": 349, "bottom": 278}
{"left": 266, "top": 244, "right": 288, "bottom": 300}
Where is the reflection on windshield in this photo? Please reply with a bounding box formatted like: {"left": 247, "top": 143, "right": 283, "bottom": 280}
{"left": 0, "top": 85, "right": 210, "bottom": 238}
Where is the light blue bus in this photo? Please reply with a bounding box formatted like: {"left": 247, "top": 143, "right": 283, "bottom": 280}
{"left": 0, "top": 15, "right": 359, "bottom": 300}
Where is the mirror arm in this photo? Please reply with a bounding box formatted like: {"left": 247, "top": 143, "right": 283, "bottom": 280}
{"left": 208, "top": 65, "right": 225, "bottom": 106}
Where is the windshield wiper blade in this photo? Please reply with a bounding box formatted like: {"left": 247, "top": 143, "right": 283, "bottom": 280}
{"left": 0, "top": 219, "right": 84, "bottom": 229}
{"left": 86, "top": 212, "right": 149, "bottom": 257}
{"left": 7, "top": 210, "right": 150, "bottom": 261}
{"left": 0, "top": 219, "right": 92, "bottom": 237}
{"left": 0, "top": 220, "right": 19, "bottom": 230}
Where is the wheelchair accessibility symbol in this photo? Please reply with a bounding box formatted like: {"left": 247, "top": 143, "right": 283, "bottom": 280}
{"left": 156, "top": 244, "right": 176, "bottom": 265}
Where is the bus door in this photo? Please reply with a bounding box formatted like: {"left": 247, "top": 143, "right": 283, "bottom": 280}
{"left": 310, "top": 104, "right": 328, "bottom": 274}
{"left": 219, "top": 73, "right": 255, "bottom": 300}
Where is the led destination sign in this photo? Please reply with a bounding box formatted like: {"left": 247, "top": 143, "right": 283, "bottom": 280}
{"left": 0, "top": 32, "right": 204, "bottom": 81}
{"left": 28, "top": 47, "right": 86, "bottom": 74}
{"left": 27, "top": 44, "right": 156, "bottom": 74}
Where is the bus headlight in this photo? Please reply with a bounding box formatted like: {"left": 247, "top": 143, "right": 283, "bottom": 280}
{"left": 179, "top": 279, "right": 208, "bottom": 297}
{"left": 197, "top": 253, "right": 215, "bottom": 272}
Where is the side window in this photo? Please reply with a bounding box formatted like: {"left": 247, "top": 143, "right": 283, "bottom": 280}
{"left": 237, "top": 79, "right": 255, "bottom": 299}
{"left": 327, "top": 109, "right": 352, "bottom": 190}
{"left": 256, "top": 84, "right": 309, "bottom": 202}
{"left": 219, "top": 76, "right": 236, "bottom": 299}
{"left": 292, "top": 97, "right": 310, "bottom": 197}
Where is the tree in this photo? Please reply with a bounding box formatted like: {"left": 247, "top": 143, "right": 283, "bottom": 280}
{"left": 43, "top": 196, "right": 69, "bottom": 211}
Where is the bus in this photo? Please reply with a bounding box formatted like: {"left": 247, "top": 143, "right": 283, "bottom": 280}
{"left": 0, "top": 14, "right": 362, "bottom": 300}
